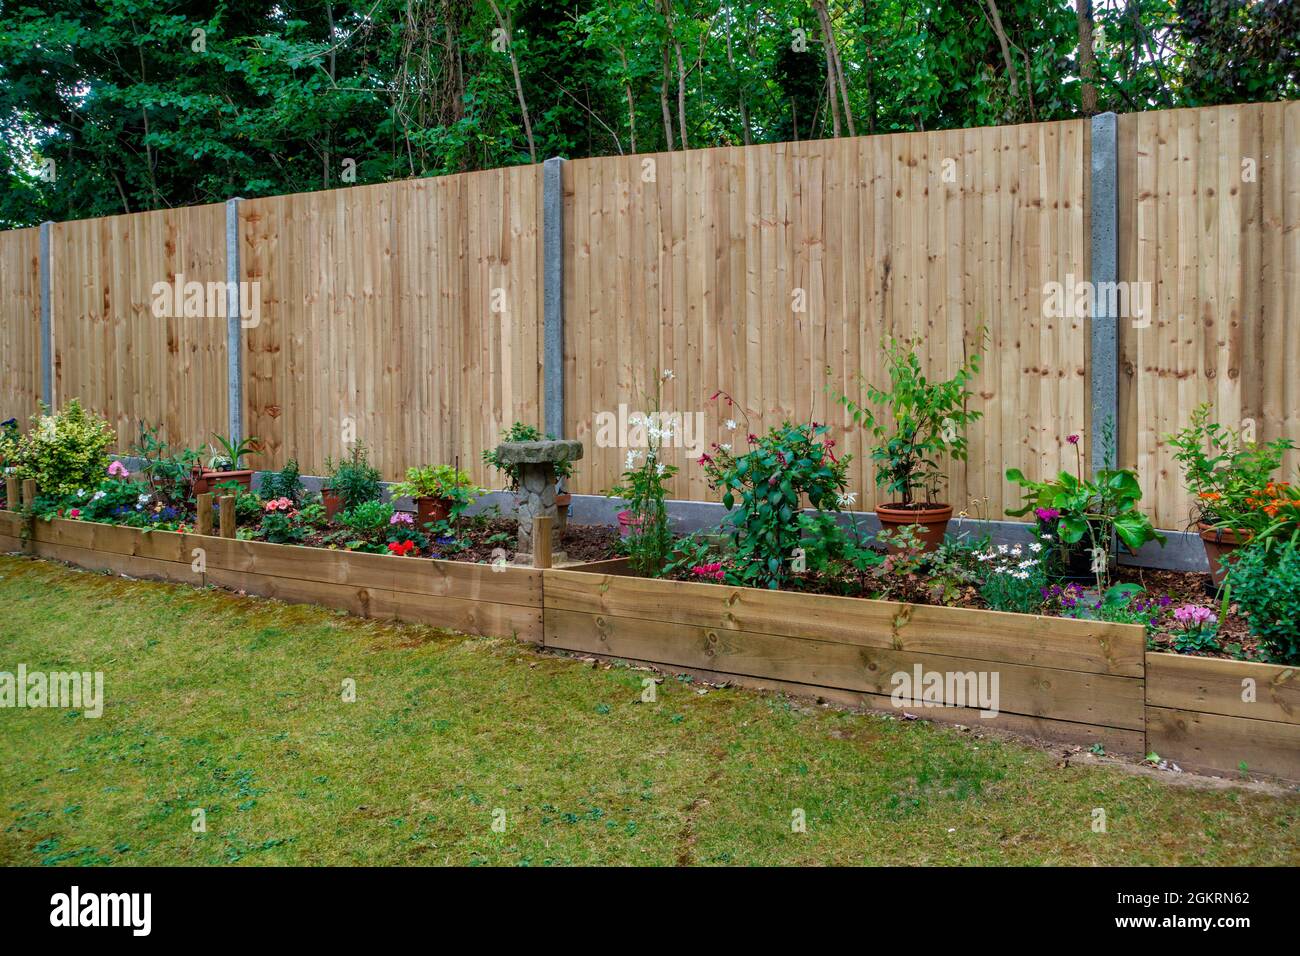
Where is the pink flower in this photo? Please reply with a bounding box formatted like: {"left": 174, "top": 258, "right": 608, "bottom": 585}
{"left": 689, "top": 562, "right": 725, "bottom": 582}
{"left": 68, "top": 508, "right": 81, "bottom": 519}
{"left": 1034, "top": 507, "right": 1061, "bottom": 523}
{"left": 1172, "top": 604, "right": 1216, "bottom": 629}
{"left": 107, "top": 461, "right": 129, "bottom": 478}
{"left": 264, "top": 497, "right": 294, "bottom": 513}
{"left": 390, "top": 511, "right": 414, "bottom": 525}
{"left": 1066, "top": 434, "right": 1080, "bottom": 445}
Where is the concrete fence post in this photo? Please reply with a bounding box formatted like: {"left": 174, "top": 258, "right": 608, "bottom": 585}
{"left": 225, "top": 198, "right": 243, "bottom": 444}
{"left": 542, "top": 157, "right": 565, "bottom": 441}
{"left": 1089, "top": 112, "right": 1119, "bottom": 474}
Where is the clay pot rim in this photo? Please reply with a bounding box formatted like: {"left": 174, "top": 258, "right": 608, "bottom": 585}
{"left": 876, "top": 502, "right": 953, "bottom": 520}
{"left": 1196, "top": 522, "right": 1250, "bottom": 545}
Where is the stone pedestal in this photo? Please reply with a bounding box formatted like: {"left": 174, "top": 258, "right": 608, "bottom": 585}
{"left": 494, "top": 439, "right": 584, "bottom": 565}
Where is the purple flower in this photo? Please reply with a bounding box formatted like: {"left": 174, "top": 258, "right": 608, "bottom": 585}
{"left": 1066, "top": 434, "right": 1080, "bottom": 445}
{"left": 1034, "top": 507, "right": 1061, "bottom": 523}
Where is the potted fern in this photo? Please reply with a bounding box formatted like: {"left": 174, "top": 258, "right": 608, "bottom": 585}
{"left": 391, "top": 464, "right": 482, "bottom": 530}
{"left": 833, "top": 337, "right": 982, "bottom": 552}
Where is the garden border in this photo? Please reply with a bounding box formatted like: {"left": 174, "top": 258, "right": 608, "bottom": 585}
{"left": 1, "top": 508, "right": 1294, "bottom": 782}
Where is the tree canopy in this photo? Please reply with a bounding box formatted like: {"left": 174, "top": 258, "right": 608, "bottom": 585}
{"left": 1, "top": 0, "right": 1296, "bottom": 228}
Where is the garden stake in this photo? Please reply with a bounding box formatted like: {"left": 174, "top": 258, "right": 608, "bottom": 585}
{"left": 532, "top": 515, "right": 553, "bottom": 568}
{"left": 219, "top": 495, "right": 236, "bottom": 538}
{"left": 4, "top": 476, "right": 17, "bottom": 510}
{"left": 21, "top": 478, "right": 36, "bottom": 508}
{"left": 196, "top": 493, "right": 214, "bottom": 536}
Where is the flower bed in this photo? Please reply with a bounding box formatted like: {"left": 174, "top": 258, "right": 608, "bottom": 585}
{"left": 0, "top": 510, "right": 544, "bottom": 643}
{"left": 543, "top": 561, "right": 1300, "bottom": 782}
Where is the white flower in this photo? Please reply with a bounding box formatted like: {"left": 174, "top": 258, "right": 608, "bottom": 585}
{"left": 719, "top": 443, "right": 732, "bottom": 453}
{"left": 836, "top": 492, "right": 857, "bottom": 508}
{"left": 662, "top": 369, "right": 675, "bottom": 380}
{"left": 75, "top": 489, "right": 85, "bottom": 498}
{"left": 92, "top": 491, "right": 106, "bottom": 501}
{"left": 1013, "top": 571, "right": 1030, "bottom": 580}
{"left": 1018, "top": 559, "right": 1035, "bottom": 569}
{"left": 655, "top": 463, "right": 666, "bottom": 477}
{"left": 997, "top": 544, "right": 1008, "bottom": 554}
{"left": 1028, "top": 542, "right": 1043, "bottom": 553}
{"left": 724, "top": 419, "right": 737, "bottom": 431}
{"left": 137, "top": 493, "right": 151, "bottom": 505}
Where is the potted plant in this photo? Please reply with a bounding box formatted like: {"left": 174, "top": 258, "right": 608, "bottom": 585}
{"left": 483, "top": 422, "right": 576, "bottom": 530}
{"left": 1006, "top": 432, "right": 1165, "bottom": 589}
{"left": 833, "top": 337, "right": 982, "bottom": 552}
{"left": 191, "top": 433, "right": 260, "bottom": 496}
{"left": 1166, "top": 403, "right": 1296, "bottom": 587}
{"left": 391, "top": 464, "right": 482, "bottom": 530}
{"left": 322, "top": 442, "right": 383, "bottom": 520}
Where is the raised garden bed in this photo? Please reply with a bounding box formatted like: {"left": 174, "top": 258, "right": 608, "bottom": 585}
{"left": 544, "top": 560, "right": 1300, "bottom": 782}
{"left": 0, "top": 511, "right": 543, "bottom": 643}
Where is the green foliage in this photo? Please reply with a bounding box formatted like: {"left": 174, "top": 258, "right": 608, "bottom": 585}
{"left": 6, "top": 401, "right": 116, "bottom": 497}
{"left": 1227, "top": 539, "right": 1300, "bottom": 665}
{"left": 131, "top": 423, "right": 200, "bottom": 505}
{"left": 1006, "top": 456, "right": 1164, "bottom": 588}
{"left": 325, "top": 443, "right": 383, "bottom": 512}
{"left": 1165, "top": 403, "right": 1294, "bottom": 527}
{"left": 833, "top": 337, "right": 982, "bottom": 506}
{"left": 391, "top": 465, "right": 481, "bottom": 502}
{"left": 338, "top": 499, "right": 396, "bottom": 553}
{"left": 483, "top": 422, "right": 573, "bottom": 491}
{"left": 702, "top": 420, "right": 850, "bottom": 589}
{"left": 259, "top": 459, "right": 304, "bottom": 506}
{"left": 3, "top": 2, "right": 1296, "bottom": 230}
{"left": 205, "top": 433, "right": 260, "bottom": 471}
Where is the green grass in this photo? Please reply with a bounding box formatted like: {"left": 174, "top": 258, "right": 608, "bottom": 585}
{"left": 0, "top": 553, "right": 1296, "bottom": 866}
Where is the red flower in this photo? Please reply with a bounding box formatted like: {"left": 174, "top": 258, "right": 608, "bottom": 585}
{"left": 387, "top": 540, "right": 417, "bottom": 557}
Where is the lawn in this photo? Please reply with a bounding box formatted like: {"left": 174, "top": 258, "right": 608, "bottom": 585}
{"left": 0, "top": 553, "right": 1296, "bottom": 867}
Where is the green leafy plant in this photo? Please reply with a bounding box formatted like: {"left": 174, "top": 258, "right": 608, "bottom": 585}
{"left": 6, "top": 400, "right": 116, "bottom": 496}
{"left": 1006, "top": 429, "right": 1164, "bottom": 588}
{"left": 131, "top": 423, "right": 200, "bottom": 505}
{"left": 338, "top": 499, "right": 396, "bottom": 553}
{"left": 324, "top": 442, "right": 383, "bottom": 512}
{"left": 205, "top": 433, "right": 260, "bottom": 471}
{"left": 1227, "top": 538, "right": 1300, "bottom": 664}
{"left": 1166, "top": 403, "right": 1295, "bottom": 528}
{"left": 483, "top": 422, "right": 574, "bottom": 492}
{"left": 973, "top": 540, "right": 1048, "bottom": 614}
{"left": 391, "top": 464, "right": 481, "bottom": 502}
{"left": 259, "top": 458, "right": 304, "bottom": 505}
{"left": 831, "top": 336, "right": 982, "bottom": 506}
{"left": 701, "top": 419, "right": 851, "bottom": 589}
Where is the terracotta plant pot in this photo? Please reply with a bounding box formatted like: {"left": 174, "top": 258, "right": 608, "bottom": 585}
{"left": 1198, "top": 522, "right": 1249, "bottom": 588}
{"left": 322, "top": 487, "right": 345, "bottom": 521}
{"left": 617, "top": 509, "right": 643, "bottom": 539}
{"left": 191, "top": 468, "right": 253, "bottom": 497}
{"left": 555, "top": 492, "right": 572, "bottom": 534}
{"left": 415, "top": 495, "right": 453, "bottom": 529}
{"left": 875, "top": 502, "right": 953, "bottom": 553}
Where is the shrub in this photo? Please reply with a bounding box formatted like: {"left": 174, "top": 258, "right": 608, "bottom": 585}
{"left": 391, "top": 465, "right": 480, "bottom": 503}
{"left": 8, "top": 401, "right": 116, "bottom": 497}
{"left": 1227, "top": 539, "right": 1300, "bottom": 664}
{"left": 339, "top": 500, "right": 395, "bottom": 550}
{"left": 1166, "top": 403, "right": 1294, "bottom": 529}
{"left": 131, "top": 423, "right": 200, "bottom": 504}
{"left": 260, "top": 458, "right": 304, "bottom": 505}
{"left": 325, "top": 442, "right": 383, "bottom": 511}
{"left": 832, "top": 336, "right": 982, "bottom": 507}
{"left": 701, "top": 420, "right": 850, "bottom": 589}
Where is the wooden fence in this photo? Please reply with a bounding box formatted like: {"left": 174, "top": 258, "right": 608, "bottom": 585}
{"left": 1, "top": 101, "right": 1296, "bottom": 529}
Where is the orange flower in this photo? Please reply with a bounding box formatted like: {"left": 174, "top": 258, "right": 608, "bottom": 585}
{"left": 1198, "top": 491, "right": 1221, "bottom": 501}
